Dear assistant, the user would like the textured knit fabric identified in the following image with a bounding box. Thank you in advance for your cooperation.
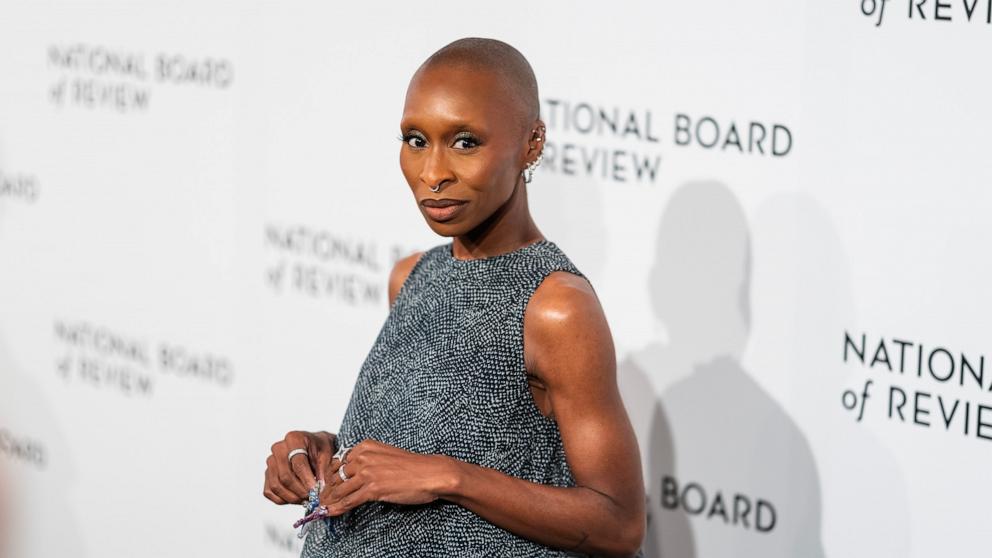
[300,238,639,557]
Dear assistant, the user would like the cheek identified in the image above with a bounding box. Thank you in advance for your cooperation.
[399,151,417,187]
[456,156,515,196]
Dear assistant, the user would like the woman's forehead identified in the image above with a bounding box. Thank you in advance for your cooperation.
[402,65,522,132]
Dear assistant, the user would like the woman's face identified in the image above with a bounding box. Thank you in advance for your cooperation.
[399,63,533,236]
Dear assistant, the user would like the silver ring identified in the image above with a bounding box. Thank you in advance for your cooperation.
[287,448,308,463]
[334,444,352,481]
[332,444,352,463]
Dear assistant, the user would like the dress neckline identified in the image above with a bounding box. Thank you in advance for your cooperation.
[446,238,551,264]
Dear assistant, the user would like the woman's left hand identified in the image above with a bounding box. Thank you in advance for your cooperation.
[320,439,459,515]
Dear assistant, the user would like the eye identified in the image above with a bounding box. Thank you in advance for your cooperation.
[452,134,480,150]
[398,133,427,149]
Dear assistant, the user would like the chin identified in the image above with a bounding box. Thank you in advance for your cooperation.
[422,220,458,237]
[421,212,471,236]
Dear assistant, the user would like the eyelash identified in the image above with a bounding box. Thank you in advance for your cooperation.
[397,133,481,150]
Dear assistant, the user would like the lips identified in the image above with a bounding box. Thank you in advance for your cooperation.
[421,198,466,208]
[420,198,467,222]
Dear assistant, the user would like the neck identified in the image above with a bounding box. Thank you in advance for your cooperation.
[451,177,544,260]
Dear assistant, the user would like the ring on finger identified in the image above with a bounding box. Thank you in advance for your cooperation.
[338,460,351,481]
[332,444,352,463]
[287,448,308,463]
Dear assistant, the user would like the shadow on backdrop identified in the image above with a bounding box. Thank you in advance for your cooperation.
[751,192,910,557]
[618,180,825,557]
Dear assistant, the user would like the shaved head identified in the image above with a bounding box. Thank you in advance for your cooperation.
[414,37,540,133]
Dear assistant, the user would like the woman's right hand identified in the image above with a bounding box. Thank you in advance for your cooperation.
[263,430,337,505]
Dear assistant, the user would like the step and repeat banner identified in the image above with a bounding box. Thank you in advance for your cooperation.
[1,1,989,556]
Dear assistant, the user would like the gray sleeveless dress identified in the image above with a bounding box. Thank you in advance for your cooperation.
[300,238,639,557]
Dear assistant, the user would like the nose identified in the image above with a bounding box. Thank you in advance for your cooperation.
[419,145,455,192]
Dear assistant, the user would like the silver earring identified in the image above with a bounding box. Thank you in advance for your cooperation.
[523,152,543,184]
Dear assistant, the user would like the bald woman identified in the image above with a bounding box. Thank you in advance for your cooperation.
[264,37,646,558]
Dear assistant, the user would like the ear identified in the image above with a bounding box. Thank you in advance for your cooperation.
[523,118,546,166]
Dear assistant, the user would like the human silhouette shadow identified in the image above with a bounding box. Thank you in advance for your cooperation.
[750,192,910,557]
[618,180,825,557]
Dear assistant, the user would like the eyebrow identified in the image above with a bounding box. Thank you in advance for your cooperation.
[400,116,488,137]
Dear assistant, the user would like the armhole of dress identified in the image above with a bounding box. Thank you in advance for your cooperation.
[517,263,590,426]
[389,249,430,311]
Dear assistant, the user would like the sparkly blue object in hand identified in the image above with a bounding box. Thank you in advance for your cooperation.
[295,480,328,539]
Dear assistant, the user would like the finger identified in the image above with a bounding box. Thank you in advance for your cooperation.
[274,452,310,500]
[263,458,287,504]
[271,480,300,504]
[290,451,317,490]
[309,433,333,485]
[285,430,321,489]
[326,461,365,503]
[319,471,335,501]
[266,457,300,504]
[324,459,342,490]
[323,456,346,491]
[271,438,305,492]
[325,482,375,516]
[263,486,287,505]
[320,462,354,503]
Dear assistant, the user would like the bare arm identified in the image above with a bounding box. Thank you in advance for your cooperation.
[440,271,645,557]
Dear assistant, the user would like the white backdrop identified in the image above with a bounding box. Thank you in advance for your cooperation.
[1,1,990,556]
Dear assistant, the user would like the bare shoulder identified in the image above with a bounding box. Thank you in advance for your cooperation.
[527,270,603,324]
[388,250,426,307]
[524,271,614,381]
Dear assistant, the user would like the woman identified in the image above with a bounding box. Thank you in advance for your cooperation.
[263,37,646,557]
